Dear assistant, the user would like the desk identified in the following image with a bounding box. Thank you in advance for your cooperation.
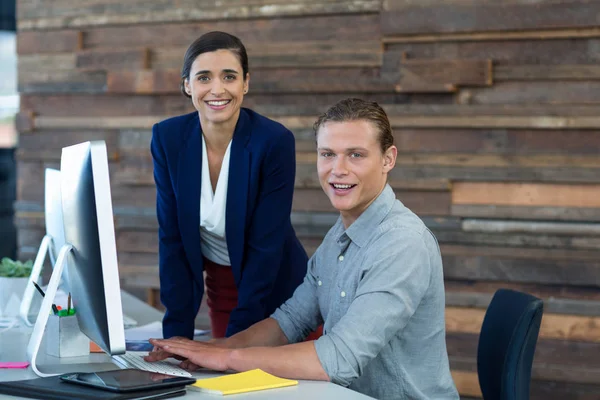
[0,291,373,399]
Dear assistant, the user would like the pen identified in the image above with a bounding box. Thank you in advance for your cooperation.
[32,281,60,315]
[67,292,71,315]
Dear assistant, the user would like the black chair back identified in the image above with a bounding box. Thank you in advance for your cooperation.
[477,289,544,400]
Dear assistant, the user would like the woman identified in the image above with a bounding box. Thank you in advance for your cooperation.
[151,31,308,339]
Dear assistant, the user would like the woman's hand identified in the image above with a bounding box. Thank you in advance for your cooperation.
[146,337,233,372]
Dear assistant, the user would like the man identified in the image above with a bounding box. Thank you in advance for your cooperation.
[147,98,459,399]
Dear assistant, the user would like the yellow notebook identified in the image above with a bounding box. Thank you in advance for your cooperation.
[190,369,298,395]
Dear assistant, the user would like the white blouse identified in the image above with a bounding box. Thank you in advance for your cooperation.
[199,135,232,266]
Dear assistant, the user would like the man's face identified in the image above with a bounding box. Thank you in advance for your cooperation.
[317,120,396,227]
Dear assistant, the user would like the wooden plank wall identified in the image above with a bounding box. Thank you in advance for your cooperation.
[15,0,600,398]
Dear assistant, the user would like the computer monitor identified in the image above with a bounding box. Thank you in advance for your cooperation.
[60,141,125,354]
[27,141,126,376]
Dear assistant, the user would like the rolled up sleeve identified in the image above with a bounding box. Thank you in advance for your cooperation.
[313,231,431,387]
[271,256,323,343]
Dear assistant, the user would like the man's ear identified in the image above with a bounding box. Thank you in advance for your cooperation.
[383,145,397,173]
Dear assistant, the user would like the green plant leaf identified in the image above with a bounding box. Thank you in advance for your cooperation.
[0,257,34,277]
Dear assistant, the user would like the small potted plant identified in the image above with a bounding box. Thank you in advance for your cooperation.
[0,257,33,317]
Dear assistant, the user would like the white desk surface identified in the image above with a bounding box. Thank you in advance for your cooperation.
[0,291,373,399]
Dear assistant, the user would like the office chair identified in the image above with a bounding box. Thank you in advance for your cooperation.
[477,289,544,400]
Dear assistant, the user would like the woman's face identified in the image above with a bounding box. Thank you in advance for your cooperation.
[184,49,249,126]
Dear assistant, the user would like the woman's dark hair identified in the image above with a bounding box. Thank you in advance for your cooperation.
[313,98,394,154]
[180,31,249,98]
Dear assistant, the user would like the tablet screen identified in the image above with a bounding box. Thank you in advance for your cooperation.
[61,369,195,392]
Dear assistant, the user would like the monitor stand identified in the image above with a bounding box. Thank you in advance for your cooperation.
[19,234,54,326]
[26,244,116,377]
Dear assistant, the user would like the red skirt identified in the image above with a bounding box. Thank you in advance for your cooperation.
[203,257,323,340]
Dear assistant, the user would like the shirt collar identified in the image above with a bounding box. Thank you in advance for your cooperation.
[335,184,396,248]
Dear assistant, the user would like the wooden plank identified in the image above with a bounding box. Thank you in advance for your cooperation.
[34,115,163,130]
[112,186,156,210]
[18,70,107,94]
[292,188,451,215]
[18,1,380,30]
[107,68,395,94]
[381,103,600,117]
[397,59,492,93]
[21,95,600,118]
[14,211,45,230]
[152,41,382,69]
[17,130,119,161]
[445,280,600,303]
[107,70,179,95]
[16,162,44,203]
[452,182,600,208]
[381,0,600,35]
[442,249,600,286]
[436,230,600,251]
[462,219,600,236]
[388,115,600,129]
[14,111,35,133]
[76,48,150,70]
[119,264,160,289]
[17,227,45,257]
[392,128,600,155]
[446,291,600,318]
[383,27,600,44]
[385,165,600,183]
[446,306,600,343]
[469,82,600,105]
[441,243,600,261]
[80,14,380,50]
[451,204,600,222]
[386,39,599,66]
[450,357,600,389]
[496,64,600,81]
[116,231,157,254]
[17,30,82,54]
[18,54,76,73]
[20,94,192,117]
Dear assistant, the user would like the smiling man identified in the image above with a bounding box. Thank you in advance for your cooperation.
[147,98,459,400]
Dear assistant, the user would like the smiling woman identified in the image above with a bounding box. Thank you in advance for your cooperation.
[151,31,309,341]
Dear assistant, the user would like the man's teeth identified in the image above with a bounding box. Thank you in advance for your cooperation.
[207,100,230,106]
[333,184,354,189]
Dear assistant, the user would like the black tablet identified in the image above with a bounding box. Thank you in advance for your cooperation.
[60,369,196,393]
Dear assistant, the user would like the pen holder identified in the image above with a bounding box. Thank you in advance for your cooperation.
[46,313,90,358]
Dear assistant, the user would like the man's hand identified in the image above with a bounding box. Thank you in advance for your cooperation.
[146,337,232,371]
[147,336,188,362]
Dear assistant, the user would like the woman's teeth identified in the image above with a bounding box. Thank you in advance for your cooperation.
[207,100,230,106]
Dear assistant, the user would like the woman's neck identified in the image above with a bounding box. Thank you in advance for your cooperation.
[199,111,239,152]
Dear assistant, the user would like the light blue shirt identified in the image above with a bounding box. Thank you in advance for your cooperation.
[272,185,459,399]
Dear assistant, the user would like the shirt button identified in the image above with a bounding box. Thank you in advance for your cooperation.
[341,291,346,297]
[318,280,322,286]
[338,255,344,261]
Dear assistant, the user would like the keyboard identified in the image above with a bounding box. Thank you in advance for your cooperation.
[112,352,192,377]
